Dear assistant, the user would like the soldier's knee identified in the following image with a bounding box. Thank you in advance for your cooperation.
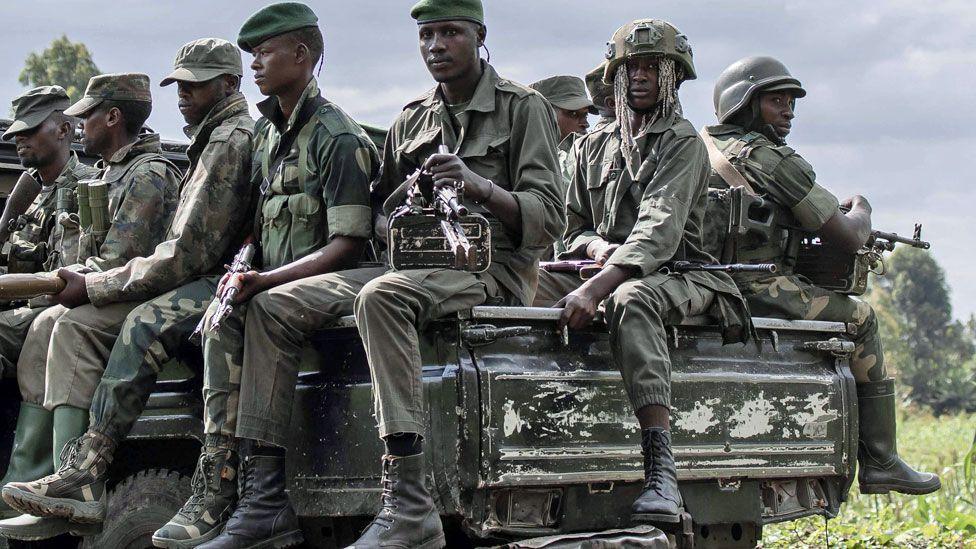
[354,275,399,317]
[606,279,665,317]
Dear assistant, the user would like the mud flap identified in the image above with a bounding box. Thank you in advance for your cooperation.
[496,524,671,548]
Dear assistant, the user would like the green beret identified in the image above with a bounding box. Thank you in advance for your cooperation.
[3,86,71,140]
[410,0,484,25]
[530,75,596,114]
[64,73,152,118]
[238,2,319,53]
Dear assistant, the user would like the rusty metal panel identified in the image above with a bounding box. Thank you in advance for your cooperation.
[471,319,852,488]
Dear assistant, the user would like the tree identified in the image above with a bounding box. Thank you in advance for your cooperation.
[869,247,976,414]
[19,35,100,103]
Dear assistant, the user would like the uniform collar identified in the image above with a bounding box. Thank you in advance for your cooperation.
[422,60,499,115]
[256,77,321,134]
[183,92,249,141]
[558,132,577,153]
[103,131,161,166]
[705,123,748,138]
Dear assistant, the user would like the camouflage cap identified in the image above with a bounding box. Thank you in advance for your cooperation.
[160,38,243,87]
[529,76,596,114]
[2,86,71,140]
[584,62,612,108]
[237,2,318,53]
[64,73,152,117]
[410,0,484,25]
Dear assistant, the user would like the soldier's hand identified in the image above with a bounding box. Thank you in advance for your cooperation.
[555,287,600,330]
[51,268,90,309]
[424,153,492,202]
[229,270,269,304]
[586,239,619,265]
[841,195,872,214]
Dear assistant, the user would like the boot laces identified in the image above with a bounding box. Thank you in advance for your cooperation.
[233,456,257,516]
[372,459,399,529]
[179,452,218,520]
[643,432,666,494]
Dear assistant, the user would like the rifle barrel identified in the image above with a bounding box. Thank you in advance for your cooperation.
[872,230,930,249]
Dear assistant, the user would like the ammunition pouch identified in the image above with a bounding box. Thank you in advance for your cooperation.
[707,186,786,268]
[388,209,491,272]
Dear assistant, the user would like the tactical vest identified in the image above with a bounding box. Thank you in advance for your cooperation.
[75,152,180,265]
[705,131,798,272]
[256,103,371,271]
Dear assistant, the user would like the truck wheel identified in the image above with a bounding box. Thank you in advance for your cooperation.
[79,469,191,549]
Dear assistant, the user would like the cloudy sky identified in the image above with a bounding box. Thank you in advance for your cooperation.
[2,1,973,319]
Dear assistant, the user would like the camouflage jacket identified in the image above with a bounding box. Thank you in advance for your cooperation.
[74,132,181,274]
[2,153,98,273]
[85,93,255,306]
[704,124,840,281]
[253,78,378,271]
[375,62,565,306]
[565,112,749,342]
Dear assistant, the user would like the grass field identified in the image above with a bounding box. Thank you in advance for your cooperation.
[760,408,976,548]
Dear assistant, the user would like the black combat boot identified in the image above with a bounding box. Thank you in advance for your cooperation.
[631,428,682,527]
[345,454,445,549]
[197,439,302,549]
[858,379,941,495]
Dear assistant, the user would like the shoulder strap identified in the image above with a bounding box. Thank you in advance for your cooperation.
[699,127,757,196]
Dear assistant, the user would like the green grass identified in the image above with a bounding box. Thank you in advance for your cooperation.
[761,408,976,548]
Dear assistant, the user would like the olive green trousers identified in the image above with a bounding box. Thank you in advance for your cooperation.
[202,267,387,447]
[354,268,501,437]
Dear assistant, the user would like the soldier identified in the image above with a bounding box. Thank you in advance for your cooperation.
[703,56,940,495]
[0,41,257,541]
[546,20,750,529]
[585,61,615,131]
[349,0,564,547]
[0,73,183,539]
[0,86,98,519]
[529,75,593,259]
[157,4,381,548]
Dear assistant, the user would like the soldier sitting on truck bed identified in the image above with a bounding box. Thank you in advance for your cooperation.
[0,86,99,520]
[701,56,940,496]
[149,4,381,548]
[350,0,565,547]
[0,73,183,540]
[539,20,751,530]
[0,54,256,542]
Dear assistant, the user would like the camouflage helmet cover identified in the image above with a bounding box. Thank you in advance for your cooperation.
[603,19,696,84]
[713,55,806,123]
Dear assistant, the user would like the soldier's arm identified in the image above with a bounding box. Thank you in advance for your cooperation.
[83,163,178,273]
[258,133,373,288]
[761,150,868,253]
[84,128,254,306]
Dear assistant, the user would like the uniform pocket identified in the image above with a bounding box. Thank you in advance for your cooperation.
[261,195,291,269]
[287,193,326,261]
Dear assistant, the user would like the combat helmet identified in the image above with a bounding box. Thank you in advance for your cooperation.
[713,56,806,123]
[603,19,696,84]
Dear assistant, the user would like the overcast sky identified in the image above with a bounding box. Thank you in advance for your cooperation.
[2,1,973,319]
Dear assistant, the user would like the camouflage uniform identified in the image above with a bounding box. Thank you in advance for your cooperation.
[356,61,565,437]
[0,154,98,380]
[16,130,181,408]
[705,124,883,382]
[202,77,378,445]
[75,92,255,442]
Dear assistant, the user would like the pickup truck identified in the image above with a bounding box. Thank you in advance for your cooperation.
[0,120,857,549]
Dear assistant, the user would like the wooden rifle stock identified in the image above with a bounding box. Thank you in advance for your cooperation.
[0,273,66,299]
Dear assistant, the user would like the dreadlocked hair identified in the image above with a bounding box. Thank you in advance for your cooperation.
[614,56,685,175]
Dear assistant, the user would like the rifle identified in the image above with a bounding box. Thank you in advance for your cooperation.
[541,259,777,280]
[191,237,257,337]
[870,225,930,252]
[0,273,65,300]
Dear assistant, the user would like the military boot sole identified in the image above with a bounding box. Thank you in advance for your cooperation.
[152,525,224,549]
[0,486,105,523]
[859,475,942,495]
[345,533,446,549]
[631,510,682,528]
[0,515,101,541]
